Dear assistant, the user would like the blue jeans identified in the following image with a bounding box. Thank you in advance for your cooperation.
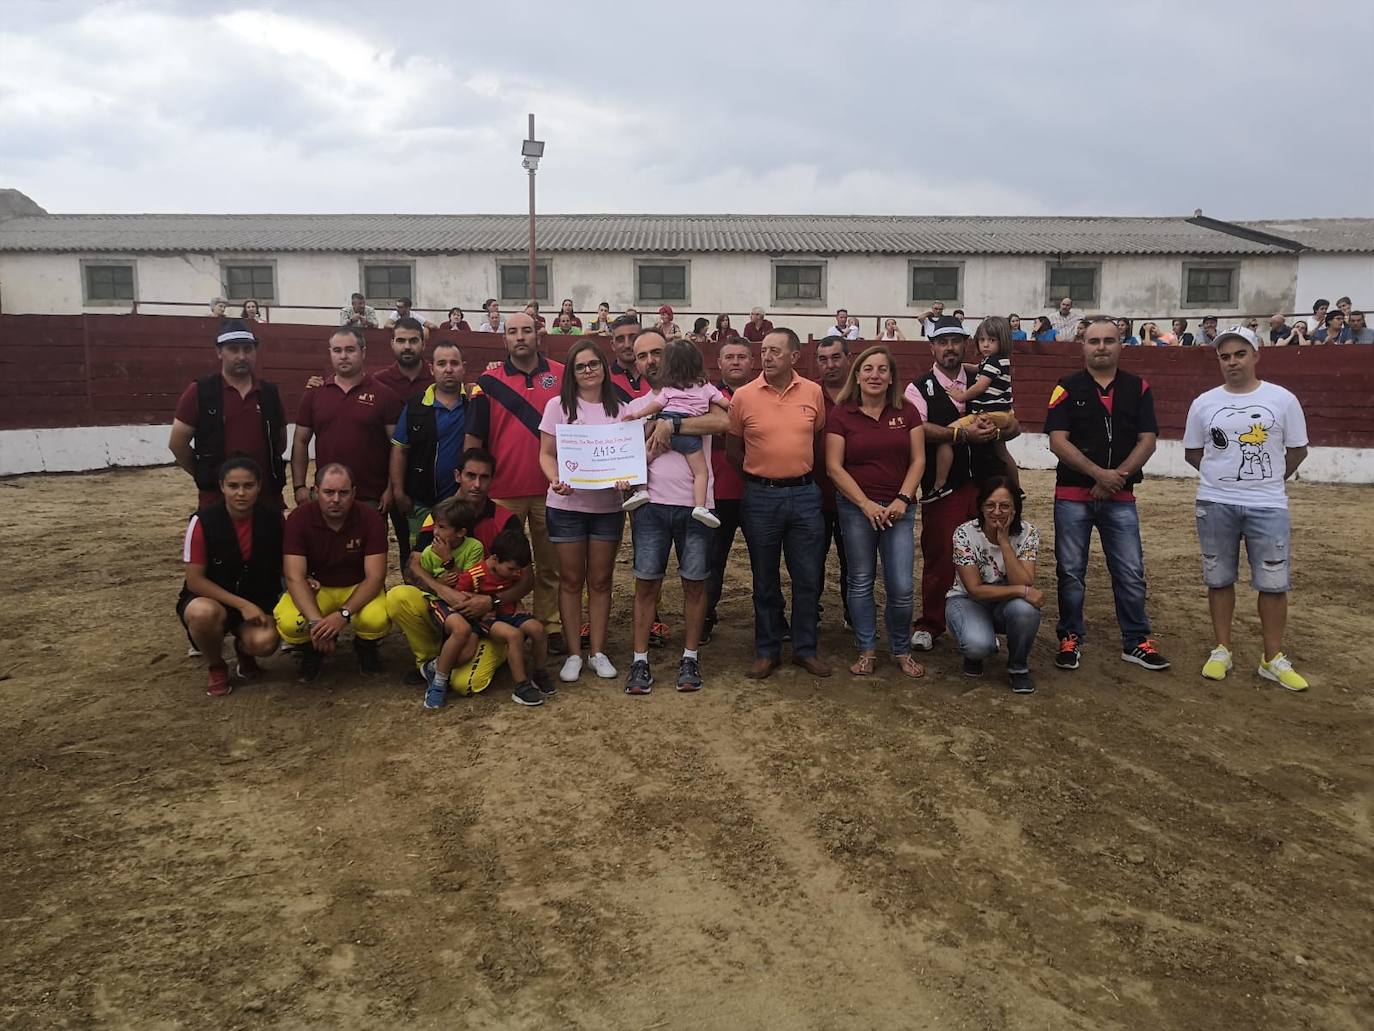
[742,481,824,658]
[945,595,1041,672]
[1054,499,1151,651]
[836,496,915,654]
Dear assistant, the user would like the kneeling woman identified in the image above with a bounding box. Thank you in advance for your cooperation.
[945,476,1043,695]
[178,456,283,696]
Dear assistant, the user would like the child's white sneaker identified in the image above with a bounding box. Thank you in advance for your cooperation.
[622,489,651,512]
[692,506,721,528]
[588,652,618,679]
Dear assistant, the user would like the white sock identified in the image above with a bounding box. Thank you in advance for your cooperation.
[682,648,698,660]
[633,651,649,664]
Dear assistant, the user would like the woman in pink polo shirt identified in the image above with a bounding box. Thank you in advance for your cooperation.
[538,338,624,684]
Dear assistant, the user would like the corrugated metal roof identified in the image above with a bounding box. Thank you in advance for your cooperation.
[0,212,1368,256]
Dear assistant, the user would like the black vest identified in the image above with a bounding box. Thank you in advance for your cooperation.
[1051,370,1148,491]
[911,371,1004,493]
[192,375,286,492]
[401,390,470,506]
[183,503,283,609]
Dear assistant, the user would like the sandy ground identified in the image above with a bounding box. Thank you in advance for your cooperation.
[1,466,1372,1031]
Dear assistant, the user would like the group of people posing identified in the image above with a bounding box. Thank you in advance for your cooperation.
[170,306,1313,708]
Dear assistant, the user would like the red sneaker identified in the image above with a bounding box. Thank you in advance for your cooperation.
[207,663,233,697]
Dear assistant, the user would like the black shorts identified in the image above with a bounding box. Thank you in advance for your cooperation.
[177,589,272,636]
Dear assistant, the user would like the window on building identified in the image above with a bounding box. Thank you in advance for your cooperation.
[81,261,137,304]
[635,262,690,305]
[1045,263,1100,306]
[909,262,962,305]
[361,263,414,306]
[498,262,550,303]
[1183,263,1239,307]
[772,262,826,306]
[222,263,276,303]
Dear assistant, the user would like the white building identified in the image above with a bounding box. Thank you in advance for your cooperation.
[2,189,1372,338]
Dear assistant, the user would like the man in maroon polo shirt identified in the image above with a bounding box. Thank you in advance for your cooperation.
[169,320,287,511]
[815,335,853,628]
[704,336,754,643]
[373,317,431,400]
[464,312,568,650]
[274,463,391,681]
[291,328,403,510]
[742,307,774,343]
[607,314,652,402]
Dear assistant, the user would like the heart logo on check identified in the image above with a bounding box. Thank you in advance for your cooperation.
[565,460,578,471]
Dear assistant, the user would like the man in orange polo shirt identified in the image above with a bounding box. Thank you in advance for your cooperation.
[727,328,831,679]
[464,312,567,651]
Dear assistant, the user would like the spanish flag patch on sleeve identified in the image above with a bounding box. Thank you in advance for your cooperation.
[1048,384,1068,408]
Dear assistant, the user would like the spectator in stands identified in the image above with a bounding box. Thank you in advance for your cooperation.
[1072,319,1089,343]
[1313,310,1352,344]
[1032,316,1057,342]
[1268,313,1290,344]
[1276,320,1310,347]
[728,327,831,680]
[621,330,729,694]
[178,455,283,696]
[549,311,583,336]
[711,314,740,343]
[464,312,567,652]
[904,317,1019,653]
[743,306,774,343]
[240,299,262,322]
[920,301,946,338]
[688,317,711,344]
[291,327,402,511]
[558,298,583,328]
[524,301,547,331]
[1172,317,1195,347]
[1009,315,1026,341]
[169,320,287,513]
[824,345,926,679]
[827,309,862,340]
[341,292,379,328]
[879,318,905,341]
[1336,296,1352,318]
[655,305,682,341]
[1184,325,1310,692]
[275,463,391,680]
[1310,298,1330,331]
[1049,297,1077,339]
[945,476,1043,695]
[704,338,754,643]
[1348,311,1374,344]
[1194,316,1219,347]
[952,309,966,326]
[442,307,470,332]
[1140,321,1164,346]
[588,302,614,336]
[211,297,228,319]
[1045,316,1168,674]
[538,338,623,685]
[1117,318,1139,346]
[387,297,436,332]
[478,299,505,333]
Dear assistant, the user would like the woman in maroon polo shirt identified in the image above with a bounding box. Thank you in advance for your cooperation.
[824,345,927,678]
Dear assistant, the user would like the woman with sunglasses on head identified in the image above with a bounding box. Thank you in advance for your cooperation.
[538,338,625,684]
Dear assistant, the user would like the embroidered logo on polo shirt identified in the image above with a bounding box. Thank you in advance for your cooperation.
[346,537,362,550]
[888,416,906,428]
[356,392,376,405]
[539,373,557,389]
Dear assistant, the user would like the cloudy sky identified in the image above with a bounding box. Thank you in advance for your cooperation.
[2,0,1370,218]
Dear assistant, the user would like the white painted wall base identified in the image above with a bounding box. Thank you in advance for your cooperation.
[1,425,1370,484]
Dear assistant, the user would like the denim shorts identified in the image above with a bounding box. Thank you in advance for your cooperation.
[660,411,703,455]
[1195,500,1292,592]
[631,503,712,581]
[545,504,625,544]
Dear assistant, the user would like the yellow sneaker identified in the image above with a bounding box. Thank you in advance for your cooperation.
[1201,645,1232,681]
[1258,652,1309,692]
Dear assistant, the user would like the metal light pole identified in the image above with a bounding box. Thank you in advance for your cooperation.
[521,114,545,306]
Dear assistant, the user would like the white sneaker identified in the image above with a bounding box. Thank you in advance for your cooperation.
[559,655,584,683]
[909,629,933,651]
[692,506,721,528]
[187,644,202,658]
[588,652,618,678]
[622,489,651,512]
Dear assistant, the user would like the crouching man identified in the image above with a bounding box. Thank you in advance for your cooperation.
[274,463,391,680]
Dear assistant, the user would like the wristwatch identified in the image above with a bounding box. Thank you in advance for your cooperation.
[339,608,353,623]
[895,493,914,505]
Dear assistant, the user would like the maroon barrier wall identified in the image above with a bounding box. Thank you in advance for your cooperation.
[1,314,1371,446]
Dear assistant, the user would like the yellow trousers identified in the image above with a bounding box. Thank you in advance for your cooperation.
[273,585,391,645]
[493,495,561,633]
[384,584,507,695]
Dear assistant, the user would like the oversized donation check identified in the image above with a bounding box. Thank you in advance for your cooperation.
[554,421,648,488]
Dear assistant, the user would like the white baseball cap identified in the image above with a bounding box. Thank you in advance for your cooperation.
[1212,325,1259,350]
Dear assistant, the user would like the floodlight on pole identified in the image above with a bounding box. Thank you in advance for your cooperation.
[523,115,544,306]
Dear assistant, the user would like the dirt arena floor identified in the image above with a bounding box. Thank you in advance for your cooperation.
[1,466,1372,1030]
